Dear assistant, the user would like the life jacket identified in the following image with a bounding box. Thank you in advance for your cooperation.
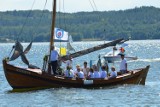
[120,47,125,53]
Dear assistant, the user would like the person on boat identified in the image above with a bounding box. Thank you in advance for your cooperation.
[82,61,89,78]
[63,55,73,68]
[109,66,117,79]
[119,53,127,74]
[74,64,80,74]
[93,65,100,78]
[113,46,117,51]
[119,47,125,53]
[50,46,59,75]
[76,67,84,79]
[100,65,107,79]
[64,66,74,78]
[87,68,94,79]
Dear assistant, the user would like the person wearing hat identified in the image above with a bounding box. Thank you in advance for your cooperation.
[119,54,127,74]
[109,66,117,79]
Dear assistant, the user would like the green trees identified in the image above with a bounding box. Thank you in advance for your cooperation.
[0,6,160,42]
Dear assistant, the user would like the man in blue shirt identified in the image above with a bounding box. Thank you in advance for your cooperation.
[50,46,59,75]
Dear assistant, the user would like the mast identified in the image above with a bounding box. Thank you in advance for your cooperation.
[47,0,56,74]
[49,0,56,56]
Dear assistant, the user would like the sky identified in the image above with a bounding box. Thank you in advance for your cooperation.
[0,0,160,13]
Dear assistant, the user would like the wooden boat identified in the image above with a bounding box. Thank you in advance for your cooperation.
[2,0,150,91]
[3,59,150,89]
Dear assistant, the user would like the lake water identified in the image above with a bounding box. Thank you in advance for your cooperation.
[0,40,160,107]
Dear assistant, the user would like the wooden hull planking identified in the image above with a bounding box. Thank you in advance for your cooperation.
[3,60,150,90]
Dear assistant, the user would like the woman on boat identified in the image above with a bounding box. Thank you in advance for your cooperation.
[100,65,107,79]
[76,67,84,79]
[64,66,74,78]
[93,65,100,78]
[74,64,80,74]
[87,68,94,79]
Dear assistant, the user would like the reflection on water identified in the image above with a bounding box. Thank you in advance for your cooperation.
[0,40,160,106]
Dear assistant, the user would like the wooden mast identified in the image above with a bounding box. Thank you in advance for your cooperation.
[48,0,56,74]
[49,0,56,55]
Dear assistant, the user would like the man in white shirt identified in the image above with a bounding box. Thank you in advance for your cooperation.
[120,54,127,74]
[50,46,59,75]
[82,61,89,78]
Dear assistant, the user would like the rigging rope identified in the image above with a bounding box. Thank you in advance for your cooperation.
[16,0,36,41]
[89,0,106,40]
[92,0,98,11]
[31,0,48,41]
[89,0,98,11]
[63,0,67,30]
[89,0,95,11]
[58,0,61,28]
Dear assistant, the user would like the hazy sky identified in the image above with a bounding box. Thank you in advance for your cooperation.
[1,0,160,13]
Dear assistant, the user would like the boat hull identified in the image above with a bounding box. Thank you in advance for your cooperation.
[3,60,149,90]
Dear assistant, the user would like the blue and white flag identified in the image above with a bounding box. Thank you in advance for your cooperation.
[54,28,68,41]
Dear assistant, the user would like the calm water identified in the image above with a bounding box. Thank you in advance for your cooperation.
[0,40,160,107]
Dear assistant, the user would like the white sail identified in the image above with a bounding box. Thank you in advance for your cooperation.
[67,35,75,54]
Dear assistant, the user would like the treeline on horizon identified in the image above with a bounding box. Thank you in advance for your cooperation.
[0,6,160,42]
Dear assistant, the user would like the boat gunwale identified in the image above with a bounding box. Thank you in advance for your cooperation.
[3,60,148,82]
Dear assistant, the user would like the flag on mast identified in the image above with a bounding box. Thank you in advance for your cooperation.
[54,28,68,41]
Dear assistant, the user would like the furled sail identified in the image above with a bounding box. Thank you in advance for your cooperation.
[9,41,32,65]
[24,41,32,54]
[61,38,124,60]
[9,41,23,61]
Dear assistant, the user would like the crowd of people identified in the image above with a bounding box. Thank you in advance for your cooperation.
[63,61,117,79]
[50,45,128,79]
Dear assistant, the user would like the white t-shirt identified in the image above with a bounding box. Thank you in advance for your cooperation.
[82,67,89,76]
[77,71,84,79]
[120,59,127,70]
[110,70,117,78]
[64,69,74,78]
[94,71,100,78]
[50,50,59,61]
[101,70,107,78]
